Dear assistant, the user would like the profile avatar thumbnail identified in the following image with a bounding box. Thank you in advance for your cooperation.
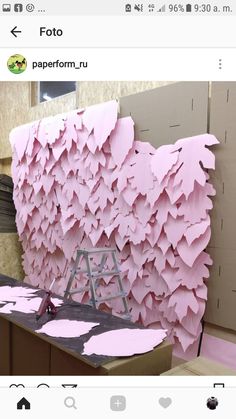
[206,397,219,410]
[7,54,27,74]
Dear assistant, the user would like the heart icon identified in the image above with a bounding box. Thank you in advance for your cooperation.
[159,397,172,408]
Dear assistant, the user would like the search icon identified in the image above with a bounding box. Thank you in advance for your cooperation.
[64,396,77,409]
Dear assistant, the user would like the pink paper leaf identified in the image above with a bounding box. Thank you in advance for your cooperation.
[178,182,215,223]
[168,287,199,321]
[184,216,210,245]
[174,325,198,352]
[128,153,154,195]
[174,252,212,289]
[151,144,179,183]
[82,100,118,150]
[36,319,99,338]
[172,134,219,198]
[177,227,211,267]
[164,215,188,248]
[10,124,30,161]
[82,328,167,356]
[110,117,134,168]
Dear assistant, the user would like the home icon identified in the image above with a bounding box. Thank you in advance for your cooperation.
[17,397,31,410]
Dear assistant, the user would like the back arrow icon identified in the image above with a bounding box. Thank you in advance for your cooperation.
[11,26,22,38]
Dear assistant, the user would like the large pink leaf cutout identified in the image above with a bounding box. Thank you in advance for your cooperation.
[36,319,99,338]
[178,182,215,223]
[168,287,199,321]
[151,144,178,183]
[82,100,118,149]
[164,215,188,248]
[184,216,210,245]
[82,328,167,356]
[177,226,211,267]
[10,125,30,161]
[172,134,219,198]
[174,252,212,289]
[110,117,134,168]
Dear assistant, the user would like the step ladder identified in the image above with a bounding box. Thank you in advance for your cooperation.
[64,248,131,320]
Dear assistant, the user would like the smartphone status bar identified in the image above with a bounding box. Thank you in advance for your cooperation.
[0,0,235,16]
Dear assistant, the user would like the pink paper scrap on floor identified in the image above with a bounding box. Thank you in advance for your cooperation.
[82,328,168,356]
[36,319,100,338]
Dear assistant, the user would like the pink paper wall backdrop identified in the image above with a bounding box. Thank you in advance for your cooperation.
[10,100,218,352]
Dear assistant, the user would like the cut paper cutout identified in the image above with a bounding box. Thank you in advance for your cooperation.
[168,288,199,322]
[177,227,211,267]
[82,100,118,149]
[10,99,218,352]
[0,295,63,314]
[110,117,134,168]
[151,144,178,184]
[0,303,15,313]
[36,319,99,338]
[82,328,167,356]
[174,252,212,290]
[172,134,218,198]
[0,286,38,303]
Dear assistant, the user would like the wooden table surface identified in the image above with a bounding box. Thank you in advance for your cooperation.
[0,274,147,369]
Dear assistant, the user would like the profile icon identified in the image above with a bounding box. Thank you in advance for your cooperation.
[206,397,219,410]
[7,54,27,74]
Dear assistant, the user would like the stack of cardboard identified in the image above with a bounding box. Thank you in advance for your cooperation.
[120,82,209,146]
[120,81,236,334]
[205,82,236,331]
[161,356,236,376]
[0,174,17,232]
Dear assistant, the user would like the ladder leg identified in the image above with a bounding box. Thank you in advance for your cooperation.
[85,254,97,309]
[98,253,108,273]
[111,251,130,317]
[64,251,82,300]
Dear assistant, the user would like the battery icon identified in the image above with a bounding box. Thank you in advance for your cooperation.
[186,4,192,12]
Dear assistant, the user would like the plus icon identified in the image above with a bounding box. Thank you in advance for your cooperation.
[115,400,122,408]
[110,395,126,411]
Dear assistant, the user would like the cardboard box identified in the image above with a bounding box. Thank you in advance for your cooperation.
[120,82,209,147]
[209,181,236,250]
[161,356,236,375]
[210,82,236,144]
[206,82,236,328]
[0,313,173,375]
[100,339,172,375]
[209,211,236,250]
[204,247,236,331]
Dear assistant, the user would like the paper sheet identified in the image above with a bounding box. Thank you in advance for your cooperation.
[0,296,63,314]
[0,286,38,304]
[82,328,167,356]
[36,319,99,338]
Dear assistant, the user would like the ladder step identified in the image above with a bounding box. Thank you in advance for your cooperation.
[89,270,121,278]
[78,248,116,255]
[67,286,90,295]
[122,314,132,320]
[95,292,127,303]
[65,247,130,320]
[74,266,107,273]
[74,269,121,277]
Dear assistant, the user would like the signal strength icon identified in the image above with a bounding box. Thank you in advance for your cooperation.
[158,4,166,12]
